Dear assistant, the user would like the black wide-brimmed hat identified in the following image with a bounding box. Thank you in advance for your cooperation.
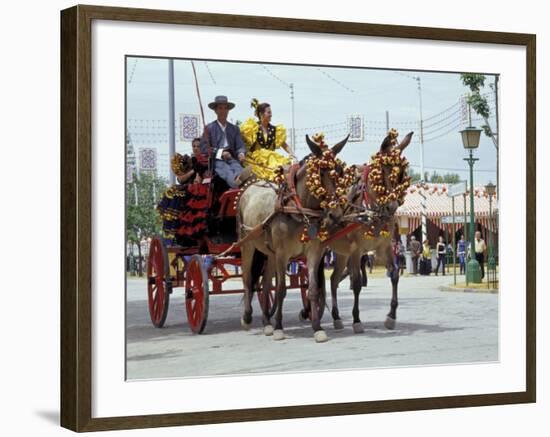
[208,95,235,110]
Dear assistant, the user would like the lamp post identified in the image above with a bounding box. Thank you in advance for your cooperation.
[460,123,482,284]
[485,182,497,288]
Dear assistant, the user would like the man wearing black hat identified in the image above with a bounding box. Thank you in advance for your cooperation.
[200,95,247,188]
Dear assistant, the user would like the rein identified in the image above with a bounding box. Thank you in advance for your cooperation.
[320,222,362,247]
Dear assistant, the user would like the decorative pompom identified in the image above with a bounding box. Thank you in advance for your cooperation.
[318,230,329,241]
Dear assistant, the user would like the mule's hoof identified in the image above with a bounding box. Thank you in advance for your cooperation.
[273,329,285,341]
[384,316,396,330]
[352,322,364,334]
[240,317,252,330]
[298,310,308,322]
[314,330,329,343]
[263,324,274,336]
[333,319,344,330]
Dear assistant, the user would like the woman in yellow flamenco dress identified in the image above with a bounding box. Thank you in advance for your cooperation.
[240,98,296,181]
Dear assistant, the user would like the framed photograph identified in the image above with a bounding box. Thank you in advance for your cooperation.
[60,4,536,432]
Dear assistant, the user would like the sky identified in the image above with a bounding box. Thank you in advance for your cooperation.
[126,56,498,184]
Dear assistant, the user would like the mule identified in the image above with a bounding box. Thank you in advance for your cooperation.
[328,131,413,333]
[237,134,350,342]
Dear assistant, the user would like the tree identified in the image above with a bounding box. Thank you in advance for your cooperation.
[126,171,168,276]
[460,73,499,196]
[428,171,461,184]
[409,168,422,183]
[409,168,460,184]
[461,74,497,143]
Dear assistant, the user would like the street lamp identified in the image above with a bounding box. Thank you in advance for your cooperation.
[485,182,497,288]
[460,125,483,284]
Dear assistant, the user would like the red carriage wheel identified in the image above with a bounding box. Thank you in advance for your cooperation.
[147,237,171,328]
[299,263,326,321]
[185,255,210,334]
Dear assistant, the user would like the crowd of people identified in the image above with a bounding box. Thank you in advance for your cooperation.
[407,231,487,278]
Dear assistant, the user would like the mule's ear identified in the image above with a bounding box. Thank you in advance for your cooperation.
[380,135,393,153]
[306,135,323,157]
[331,134,350,155]
[397,131,414,151]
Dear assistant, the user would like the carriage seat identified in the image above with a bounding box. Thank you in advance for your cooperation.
[217,189,240,218]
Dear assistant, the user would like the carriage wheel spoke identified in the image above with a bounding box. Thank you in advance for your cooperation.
[155,286,163,321]
[152,298,158,321]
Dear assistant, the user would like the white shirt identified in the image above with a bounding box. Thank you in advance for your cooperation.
[475,239,486,254]
[216,120,229,149]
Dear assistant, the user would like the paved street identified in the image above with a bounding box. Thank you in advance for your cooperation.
[126,274,498,380]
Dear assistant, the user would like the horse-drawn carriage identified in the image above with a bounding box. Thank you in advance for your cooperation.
[146,177,316,334]
[147,129,413,342]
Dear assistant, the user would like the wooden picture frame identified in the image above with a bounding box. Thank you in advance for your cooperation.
[60,4,536,432]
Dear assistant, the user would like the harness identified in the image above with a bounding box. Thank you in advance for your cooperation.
[215,161,384,257]
[330,164,377,223]
[274,163,324,221]
[319,163,399,247]
[215,162,328,258]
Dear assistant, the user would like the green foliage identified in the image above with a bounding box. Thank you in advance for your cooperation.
[466,92,490,119]
[428,171,461,184]
[461,73,485,92]
[408,168,459,184]
[126,171,168,244]
[460,73,493,137]
[409,168,422,182]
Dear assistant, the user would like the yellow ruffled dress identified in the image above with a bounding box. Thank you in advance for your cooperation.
[240,117,292,181]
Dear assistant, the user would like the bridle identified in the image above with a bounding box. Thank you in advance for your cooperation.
[341,158,406,226]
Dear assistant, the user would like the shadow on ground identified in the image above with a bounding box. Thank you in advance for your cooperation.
[34,410,59,425]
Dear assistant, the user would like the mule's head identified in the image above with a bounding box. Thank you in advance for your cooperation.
[366,130,413,217]
[302,133,353,225]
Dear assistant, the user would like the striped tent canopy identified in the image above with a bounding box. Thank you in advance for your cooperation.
[397,182,498,233]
